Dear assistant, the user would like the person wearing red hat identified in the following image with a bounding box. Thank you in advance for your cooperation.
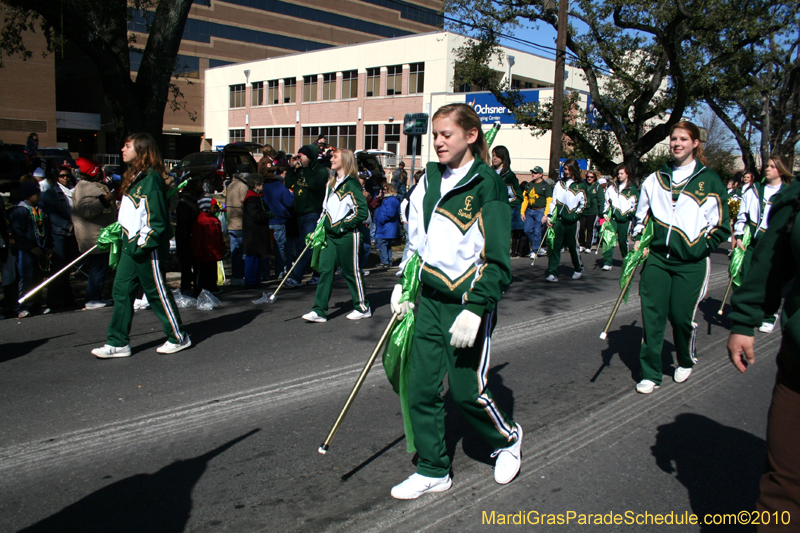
[192,197,225,294]
[73,157,117,309]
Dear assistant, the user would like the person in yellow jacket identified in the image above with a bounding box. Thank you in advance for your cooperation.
[520,166,552,258]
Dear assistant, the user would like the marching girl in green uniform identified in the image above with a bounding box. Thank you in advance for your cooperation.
[302,148,371,323]
[727,179,800,526]
[492,145,525,256]
[601,164,639,271]
[632,121,730,393]
[92,133,190,359]
[733,155,794,333]
[389,103,521,499]
[544,158,586,282]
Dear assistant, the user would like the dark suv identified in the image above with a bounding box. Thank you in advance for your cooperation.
[176,142,261,191]
[0,143,28,192]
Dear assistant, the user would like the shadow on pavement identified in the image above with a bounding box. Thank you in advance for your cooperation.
[651,413,764,528]
[593,319,642,382]
[1,333,72,364]
[19,429,260,533]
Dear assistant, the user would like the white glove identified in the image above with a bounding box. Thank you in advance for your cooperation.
[449,309,482,349]
[390,284,414,318]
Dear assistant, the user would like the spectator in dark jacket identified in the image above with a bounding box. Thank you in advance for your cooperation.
[9,181,53,317]
[242,174,271,287]
[0,198,17,318]
[42,167,78,308]
[192,198,225,294]
[263,166,294,278]
[373,183,401,267]
[175,179,202,295]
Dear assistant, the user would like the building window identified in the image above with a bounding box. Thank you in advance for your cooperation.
[251,81,263,106]
[342,70,358,99]
[174,55,200,79]
[366,67,380,97]
[525,81,534,89]
[229,129,245,143]
[409,62,424,94]
[229,84,245,108]
[406,135,422,156]
[302,125,356,151]
[322,72,336,101]
[385,123,400,154]
[303,75,318,102]
[511,78,521,90]
[283,78,296,103]
[267,80,279,105]
[364,124,379,150]
[253,127,295,153]
[386,65,402,96]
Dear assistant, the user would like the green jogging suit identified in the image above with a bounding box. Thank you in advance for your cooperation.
[602,219,630,267]
[311,230,369,317]
[547,218,583,277]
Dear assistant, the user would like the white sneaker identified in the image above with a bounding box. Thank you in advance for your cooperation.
[602,265,613,271]
[307,276,321,286]
[545,274,558,282]
[579,246,585,253]
[283,278,302,288]
[635,379,660,394]
[85,300,107,310]
[362,269,370,277]
[346,308,372,320]
[156,336,192,354]
[538,249,547,256]
[391,473,452,500]
[92,344,132,359]
[133,297,150,310]
[759,322,775,333]
[674,366,692,383]
[302,311,327,323]
[572,269,583,279]
[492,424,523,484]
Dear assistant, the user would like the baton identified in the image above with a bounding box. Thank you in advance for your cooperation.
[319,313,398,454]
[599,265,637,340]
[717,276,735,316]
[18,245,98,304]
[530,234,546,266]
[255,239,313,304]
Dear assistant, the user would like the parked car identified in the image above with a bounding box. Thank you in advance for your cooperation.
[38,147,77,170]
[354,150,388,183]
[176,142,261,192]
[0,143,28,192]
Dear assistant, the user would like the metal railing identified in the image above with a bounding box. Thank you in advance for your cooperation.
[93,154,182,170]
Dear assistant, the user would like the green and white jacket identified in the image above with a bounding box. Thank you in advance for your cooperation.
[547,179,586,224]
[633,161,730,262]
[733,181,786,241]
[604,181,638,222]
[118,168,173,257]
[406,157,512,316]
[321,174,368,236]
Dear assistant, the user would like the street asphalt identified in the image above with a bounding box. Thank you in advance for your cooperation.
[0,246,782,532]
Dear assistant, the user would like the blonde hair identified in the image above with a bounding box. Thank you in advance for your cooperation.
[432,103,489,163]
[329,148,359,188]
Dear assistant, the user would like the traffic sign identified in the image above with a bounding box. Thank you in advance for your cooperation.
[403,113,428,135]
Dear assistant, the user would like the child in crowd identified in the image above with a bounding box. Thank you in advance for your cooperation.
[373,183,401,267]
[192,198,225,295]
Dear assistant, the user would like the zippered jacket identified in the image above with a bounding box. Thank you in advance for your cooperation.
[604,182,638,222]
[581,181,605,216]
[285,144,329,215]
[9,201,53,252]
[546,179,586,224]
[322,174,368,236]
[733,181,786,240]
[118,168,172,258]
[632,162,730,262]
[501,170,523,209]
[406,157,511,317]
[729,181,800,373]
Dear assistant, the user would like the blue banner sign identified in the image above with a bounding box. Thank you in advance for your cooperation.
[466,90,540,125]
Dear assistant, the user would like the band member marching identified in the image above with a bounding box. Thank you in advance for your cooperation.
[602,164,639,271]
[544,158,586,282]
[389,103,521,499]
[631,121,729,393]
[92,133,190,359]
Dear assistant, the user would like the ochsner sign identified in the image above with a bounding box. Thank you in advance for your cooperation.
[467,89,540,125]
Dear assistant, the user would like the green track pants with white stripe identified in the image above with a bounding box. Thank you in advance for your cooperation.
[408,291,518,478]
[547,219,582,277]
[312,230,369,317]
[602,219,629,266]
[107,249,187,347]
[638,252,709,385]
[739,239,777,326]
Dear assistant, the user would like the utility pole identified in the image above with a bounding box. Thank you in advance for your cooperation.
[548,0,568,181]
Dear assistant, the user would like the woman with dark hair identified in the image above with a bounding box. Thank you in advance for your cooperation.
[42,165,78,308]
[242,173,271,288]
[631,121,729,393]
[544,158,586,282]
[578,170,604,252]
[258,144,277,177]
[732,154,794,333]
[601,163,639,271]
[492,146,526,256]
[92,133,190,359]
